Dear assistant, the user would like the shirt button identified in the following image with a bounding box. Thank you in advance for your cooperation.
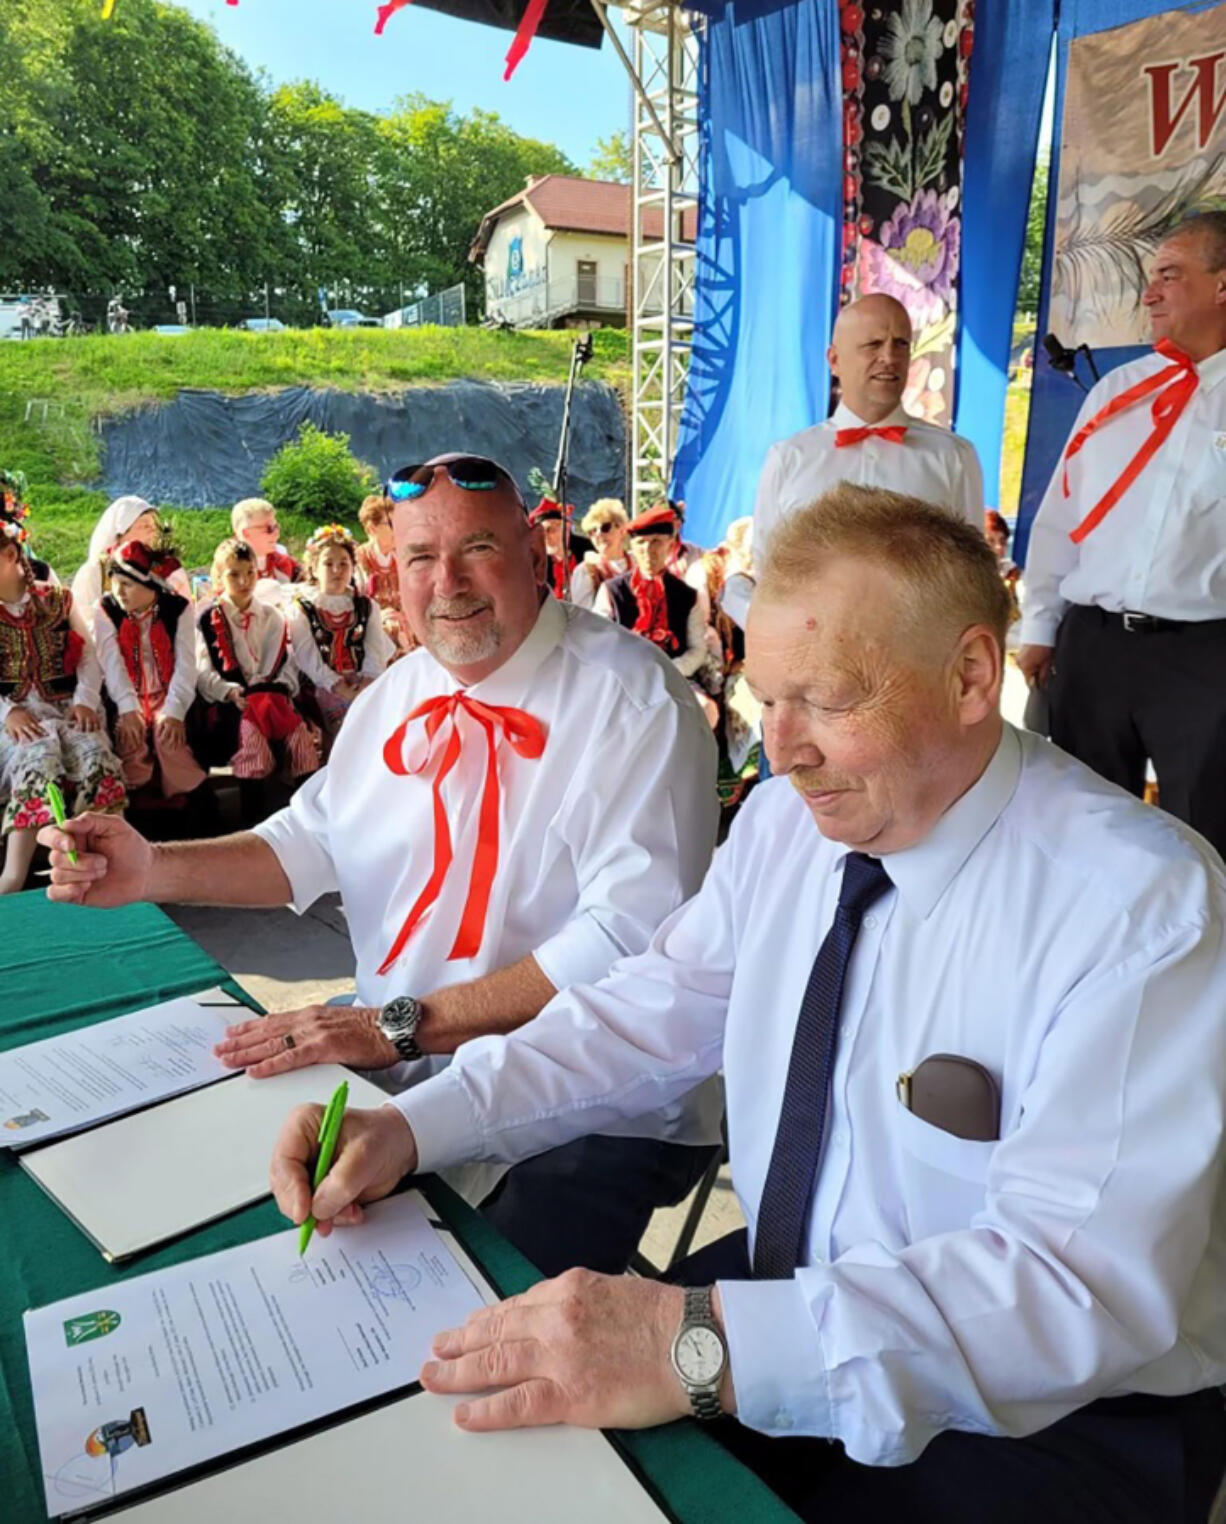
[863,913,878,929]
[773,1409,794,1431]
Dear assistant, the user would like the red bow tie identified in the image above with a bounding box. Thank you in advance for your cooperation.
[378,693,547,974]
[834,424,908,448]
[1061,339,1198,544]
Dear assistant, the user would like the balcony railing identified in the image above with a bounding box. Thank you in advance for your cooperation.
[488,274,626,328]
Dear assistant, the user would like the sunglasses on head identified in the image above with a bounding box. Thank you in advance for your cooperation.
[385,457,522,505]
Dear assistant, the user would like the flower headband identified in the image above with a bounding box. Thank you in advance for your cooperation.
[305,523,357,556]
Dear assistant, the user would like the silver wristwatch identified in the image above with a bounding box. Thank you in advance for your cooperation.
[670,1286,728,1421]
[377,995,424,1063]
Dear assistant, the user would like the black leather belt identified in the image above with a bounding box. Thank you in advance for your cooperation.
[1087,607,1194,634]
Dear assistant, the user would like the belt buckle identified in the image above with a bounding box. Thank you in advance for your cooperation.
[1122,611,1149,633]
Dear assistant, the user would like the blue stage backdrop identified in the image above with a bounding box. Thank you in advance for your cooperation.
[1016,0,1226,564]
[671,0,842,550]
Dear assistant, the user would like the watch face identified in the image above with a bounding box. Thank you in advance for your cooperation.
[381,997,419,1035]
[675,1325,724,1386]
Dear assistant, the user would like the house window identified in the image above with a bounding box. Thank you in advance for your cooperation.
[577,260,598,306]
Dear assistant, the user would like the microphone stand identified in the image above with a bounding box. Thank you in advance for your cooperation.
[552,333,594,598]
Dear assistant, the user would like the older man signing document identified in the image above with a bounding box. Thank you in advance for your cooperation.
[251,485,1226,1523]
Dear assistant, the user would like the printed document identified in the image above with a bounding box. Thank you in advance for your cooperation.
[24,1193,485,1516]
[0,990,245,1148]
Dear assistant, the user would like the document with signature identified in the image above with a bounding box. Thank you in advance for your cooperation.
[0,989,246,1148]
[24,1194,485,1517]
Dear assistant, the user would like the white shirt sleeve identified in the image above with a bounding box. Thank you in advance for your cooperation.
[532,689,719,993]
[719,889,1226,1463]
[251,764,340,910]
[194,614,240,705]
[162,607,200,723]
[396,781,740,1168]
[92,606,140,717]
[287,602,338,693]
[672,600,708,680]
[1019,386,1105,646]
[360,607,394,680]
[751,443,787,557]
[954,436,986,528]
[593,584,617,621]
[720,572,755,631]
[68,595,103,712]
[569,563,597,611]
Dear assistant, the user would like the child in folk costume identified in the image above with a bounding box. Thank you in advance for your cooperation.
[0,493,126,894]
[355,493,413,652]
[288,523,393,745]
[231,498,302,608]
[70,495,192,615]
[194,539,320,782]
[94,541,206,801]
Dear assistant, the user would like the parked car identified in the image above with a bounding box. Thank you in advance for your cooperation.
[151,325,191,337]
[326,308,380,328]
[242,317,286,332]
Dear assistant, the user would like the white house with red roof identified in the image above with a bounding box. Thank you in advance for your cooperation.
[469,174,696,330]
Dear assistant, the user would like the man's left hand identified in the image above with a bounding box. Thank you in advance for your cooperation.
[156,715,187,750]
[421,1269,708,1432]
[214,1005,398,1077]
[69,705,101,733]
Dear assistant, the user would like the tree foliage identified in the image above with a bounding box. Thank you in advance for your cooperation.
[0,0,576,324]
[588,130,632,184]
[260,423,378,520]
[1017,154,1050,316]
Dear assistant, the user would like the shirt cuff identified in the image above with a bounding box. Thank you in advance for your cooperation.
[116,699,142,717]
[392,1068,485,1173]
[1018,613,1061,646]
[251,807,338,913]
[533,911,624,994]
[717,1273,834,1440]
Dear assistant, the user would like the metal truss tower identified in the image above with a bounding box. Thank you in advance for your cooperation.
[592,1,701,512]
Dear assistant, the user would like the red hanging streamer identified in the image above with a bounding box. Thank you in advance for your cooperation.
[378,693,547,974]
[503,0,549,80]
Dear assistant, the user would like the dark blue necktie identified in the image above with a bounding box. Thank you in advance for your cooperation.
[753,851,892,1279]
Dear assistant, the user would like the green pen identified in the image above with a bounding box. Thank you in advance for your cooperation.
[298,1080,349,1256]
[45,780,78,866]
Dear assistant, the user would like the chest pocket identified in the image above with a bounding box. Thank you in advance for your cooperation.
[893,1099,996,1241]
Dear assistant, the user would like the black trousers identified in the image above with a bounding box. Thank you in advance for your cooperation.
[480,1133,718,1278]
[1048,605,1226,856]
[670,1231,1226,1524]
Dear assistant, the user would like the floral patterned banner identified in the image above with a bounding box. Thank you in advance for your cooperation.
[840,0,975,425]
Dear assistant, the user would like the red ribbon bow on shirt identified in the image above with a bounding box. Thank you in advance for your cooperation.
[834,425,908,448]
[378,693,547,975]
[1061,339,1198,544]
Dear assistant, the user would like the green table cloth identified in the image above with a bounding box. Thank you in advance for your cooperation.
[0,892,797,1524]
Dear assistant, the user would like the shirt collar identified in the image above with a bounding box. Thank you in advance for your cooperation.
[1196,346,1226,393]
[867,723,1022,921]
[830,401,913,430]
[427,593,567,704]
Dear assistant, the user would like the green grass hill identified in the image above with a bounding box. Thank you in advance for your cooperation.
[0,326,630,577]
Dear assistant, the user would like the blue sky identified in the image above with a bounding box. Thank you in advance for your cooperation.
[175,0,631,166]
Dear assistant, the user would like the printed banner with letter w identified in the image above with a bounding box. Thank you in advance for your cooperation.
[1017,0,1226,559]
[1050,0,1226,350]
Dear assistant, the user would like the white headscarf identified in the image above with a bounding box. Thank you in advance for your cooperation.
[86,495,155,566]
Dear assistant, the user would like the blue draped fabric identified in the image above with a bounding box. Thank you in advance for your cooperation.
[670,0,841,550]
[955,0,1055,508]
[1014,0,1209,563]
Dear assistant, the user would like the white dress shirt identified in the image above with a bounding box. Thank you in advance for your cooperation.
[397,724,1226,1465]
[753,403,985,552]
[0,590,102,720]
[254,595,723,1152]
[194,597,299,703]
[1020,346,1226,644]
[286,590,394,694]
[93,602,198,722]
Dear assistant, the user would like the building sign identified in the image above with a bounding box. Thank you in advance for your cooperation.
[1050,1,1226,349]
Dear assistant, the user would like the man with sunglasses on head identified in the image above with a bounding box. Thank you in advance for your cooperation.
[39,453,723,1278]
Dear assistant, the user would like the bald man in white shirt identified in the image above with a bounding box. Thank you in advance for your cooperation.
[40,454,722,1279]
[1019,212,1226,856]
[257,486,1226,1524]
[751,294,985,556]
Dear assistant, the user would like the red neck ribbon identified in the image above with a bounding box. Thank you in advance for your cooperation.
[317,607,358,675]
[630,568,672,647]
[378,693,547,974]
[1061,339,1199,544]
[834,424,908,448]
